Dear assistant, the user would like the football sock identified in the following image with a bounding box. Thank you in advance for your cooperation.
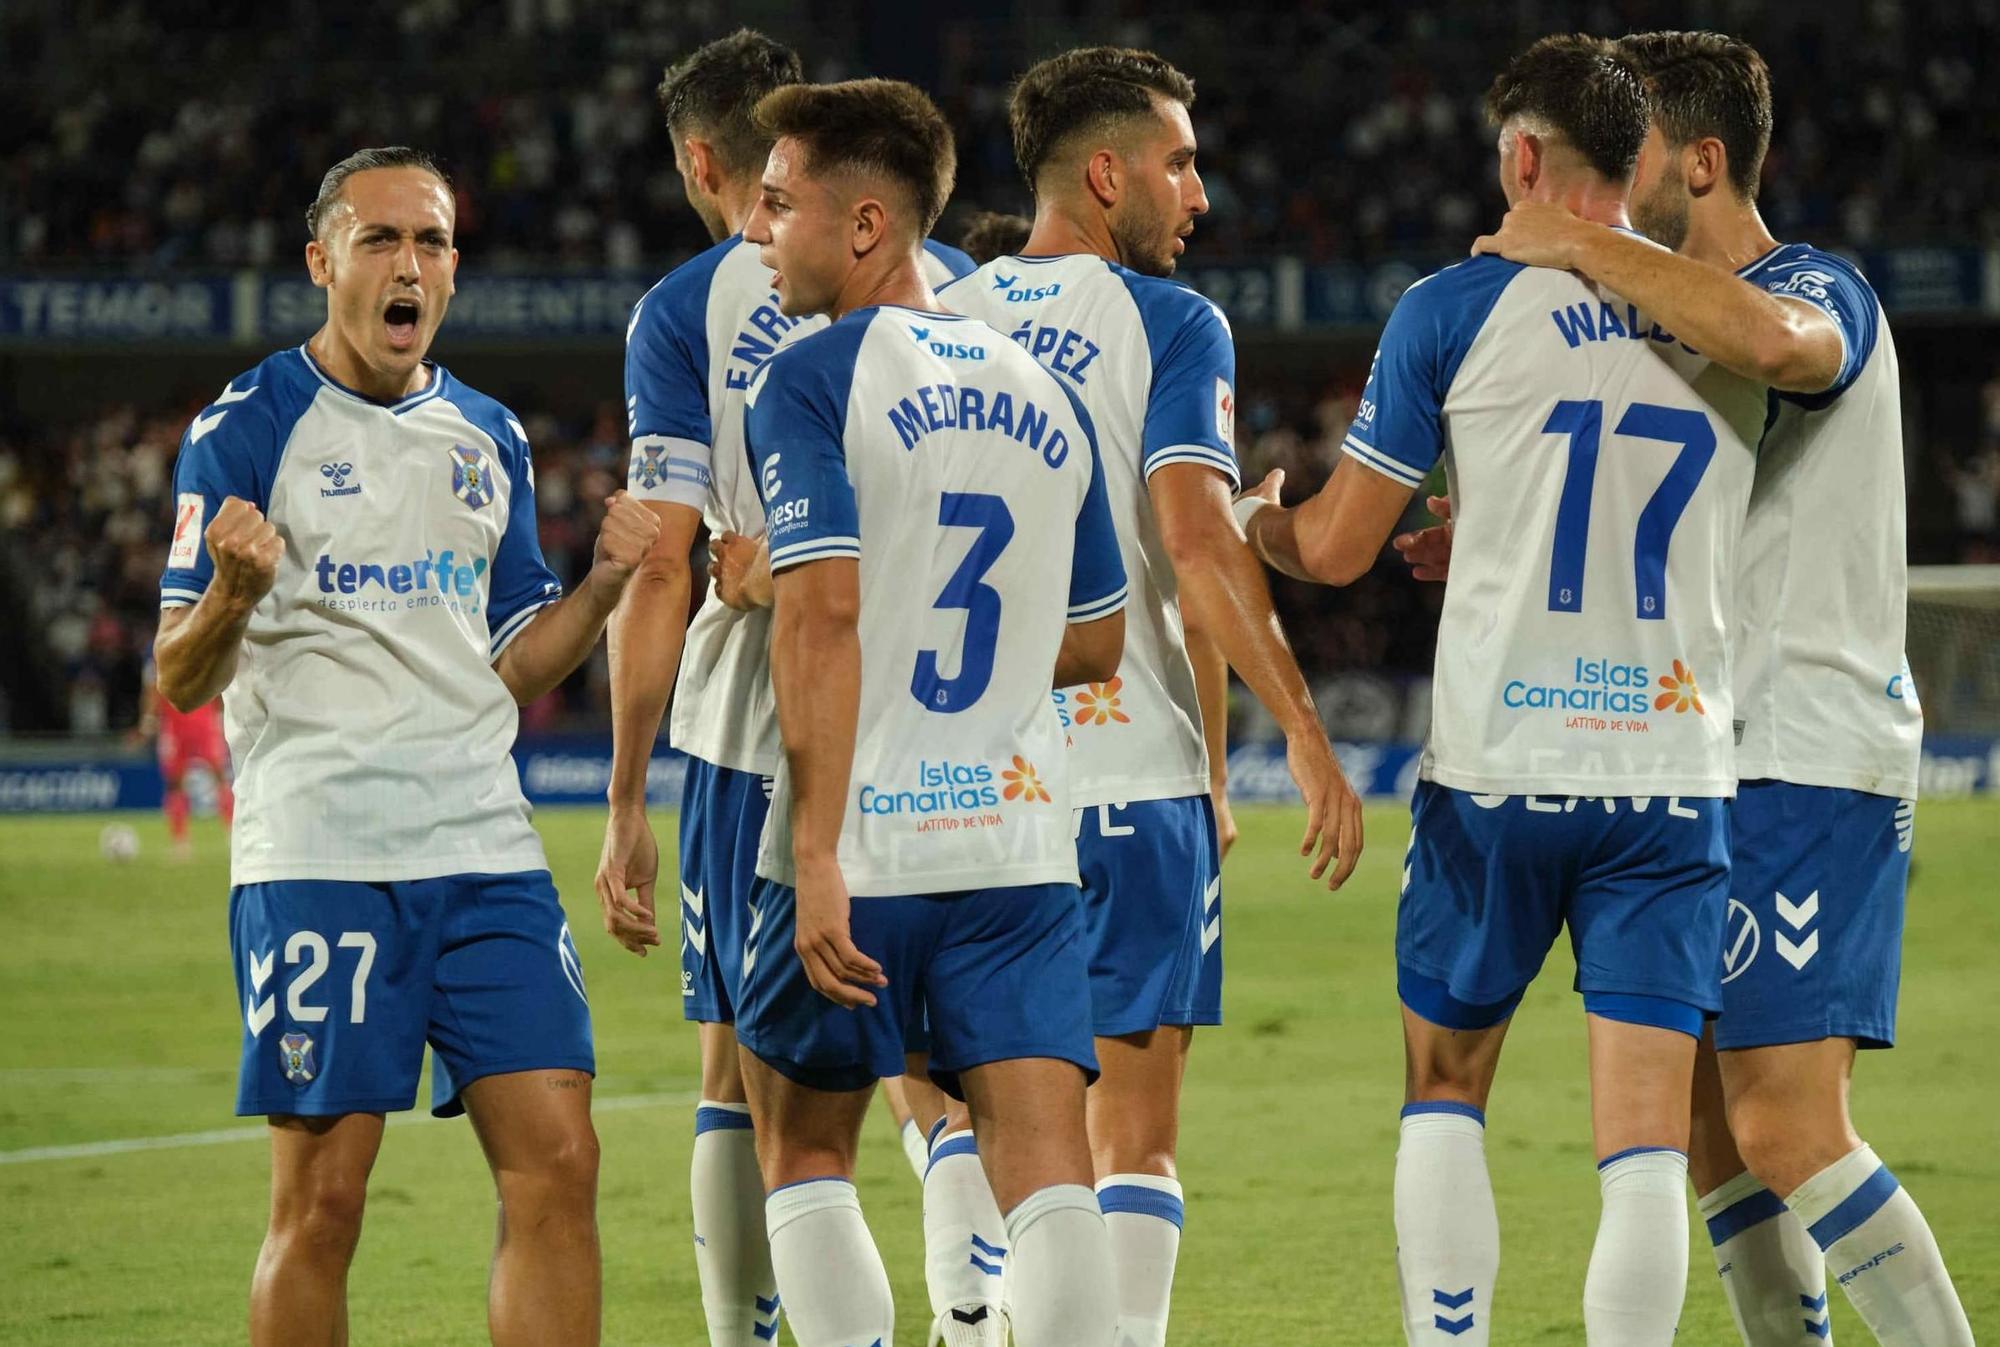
[900,1117,929,1183]
[765,1178,893,1347]
[1698,1170,1833,1344]
[922,1129,1008,1342]
[1096,1172,1184,1347]
[690,1102,781,1346]
[1003,1183,1117,1347]
[1394,1102,1498,1345]
[1785,1144,1974,1347]
[1583,1147,1689,1347]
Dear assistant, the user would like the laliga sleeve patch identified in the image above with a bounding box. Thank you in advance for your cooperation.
[169,493,205,569]
[1215,377,1235,444]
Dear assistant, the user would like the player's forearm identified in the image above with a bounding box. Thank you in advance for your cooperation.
[604,556,692,808]
[153,593,255,711]
[771,598,860,864]
[493,571,624,706]
[1242,503,1321,584]
[1173,525,1321,741]
[1185,623,1231,790]
[1568,229,1839,393]
[1055,611,1124,688]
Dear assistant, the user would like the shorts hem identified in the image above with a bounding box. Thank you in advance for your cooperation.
[236,1093,416,1118]
[1092,1010,1222,1037]
[1575,972,1721,1015]
[431,1055,596,1117]
[736,1029,882,1095]
[1393,953,1534,1014]
[1713,1021,1896,1052]
[930,1039,1099,1093]
[680,1001,736,1025]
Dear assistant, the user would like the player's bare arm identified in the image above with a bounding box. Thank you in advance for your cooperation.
[1242,456,1414,588]
[493,489,660,704]
[154,497,284,711]
[1054,608,1125,689]
[594,498,701,957]
[1391,494,1455,582]
[1472,203,1844,393]
[1151,461,1362,888]
[768,554,884,1009]
[1184,626,1237,858]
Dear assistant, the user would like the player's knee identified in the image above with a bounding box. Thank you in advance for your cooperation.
[1725,1093,1847,1194]
[273,1172,368,1258]
[1404,1049,1494,1107]
[500,1128,600,1215]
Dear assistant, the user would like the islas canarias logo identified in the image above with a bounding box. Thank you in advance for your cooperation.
[1653,659,1705,715]
[1072,678,1130,726]
[1001,756,1051,803]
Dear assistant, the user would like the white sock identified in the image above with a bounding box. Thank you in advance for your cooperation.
[900,1117,930,1183]
[692,1102,781,1346]
[1394,1103,1498,1344]
[765,1178,893,1347]
[923,1129,1008,1343]
[1004,1184,1117,1347]
[1786,1144,1974,1347]
[1698,1170,1833,1344]
[1583,1147,1690,1347]
[1096,1173,1184,1347]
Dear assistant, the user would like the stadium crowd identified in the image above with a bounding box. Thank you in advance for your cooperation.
[4,0,1997,272]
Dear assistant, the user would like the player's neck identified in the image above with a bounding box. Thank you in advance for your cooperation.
[1022,202,1119,265]
[831,254,938,321]
[307,326,430,403]
[1679,200,1781,274]
[1531,177,1631,230]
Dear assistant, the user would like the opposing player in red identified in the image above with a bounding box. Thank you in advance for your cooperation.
[137,657,235,859]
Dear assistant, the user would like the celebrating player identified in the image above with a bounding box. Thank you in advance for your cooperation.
[594,30,974,1347]
[1445,31,1972,1347]
[153,146,660,1347]
[1239,38,1767,1344]
[941,47,1362,1347]
[730,78,1129,1347]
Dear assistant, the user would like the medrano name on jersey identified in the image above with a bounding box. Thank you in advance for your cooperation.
[1346,246,1766,798]
[624,235,973,777]
[743,305,1126,896]
[1729,243,1922,799]
[159,345,563,884]
[942,253,1238,809]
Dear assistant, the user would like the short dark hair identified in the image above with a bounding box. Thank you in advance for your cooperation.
[752,79,957,234]
[656,29,804,176]
[1008,47,1196,191]
[306,147,451,239]
[958,210,1033,265]
[1618,30,1773,200]
[1484,35,1650,182]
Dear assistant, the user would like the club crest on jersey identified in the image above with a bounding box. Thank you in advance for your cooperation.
[449,444,495,509]
[278,1032,317,1085]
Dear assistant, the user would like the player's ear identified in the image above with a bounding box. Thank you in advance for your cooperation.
[305,237,333,289]
[1513,129,1542,195]
[683,136,719,195]
[1085,148,1119,209]
[851,195,886,258]
[1687,136,1727,197]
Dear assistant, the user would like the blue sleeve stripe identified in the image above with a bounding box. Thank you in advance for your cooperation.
[159,587,205,607]
[770,537,861,569]
[1068,583,1129,622]
[1144,445,1242,484]
[1341,436,1426,488]
[488,595,560,657]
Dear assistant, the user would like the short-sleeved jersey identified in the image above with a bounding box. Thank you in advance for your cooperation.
[744,306,1128,896]
[159,347,561,884]
[1348,248,1766,797]
[1730,244,1921,798]
[940,255,1238,808]
[625,237,976,776]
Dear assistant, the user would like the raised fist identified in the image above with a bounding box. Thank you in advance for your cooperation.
[205,497,283,606]
[591,490,662,588]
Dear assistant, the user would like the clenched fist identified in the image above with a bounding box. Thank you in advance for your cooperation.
[206,496,284,607]
[590,490,662,589]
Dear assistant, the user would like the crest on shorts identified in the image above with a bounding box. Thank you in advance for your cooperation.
[278,1032,318,1085]
[449,444,495,509]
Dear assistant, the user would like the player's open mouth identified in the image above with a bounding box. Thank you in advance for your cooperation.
[383,299,421,349]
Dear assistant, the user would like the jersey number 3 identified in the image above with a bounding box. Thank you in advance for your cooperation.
[912,492,1014,713]
[1543,399,1715,621]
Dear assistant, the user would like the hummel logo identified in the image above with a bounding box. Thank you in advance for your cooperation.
[189,379,258,444]
[1774,889,1820,971]
[319,461,361,497]
[246,949,276,1035]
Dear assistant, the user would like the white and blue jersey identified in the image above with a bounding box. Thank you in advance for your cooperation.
[625,235,974,777]
[159,346,561,884]
[743,305,1128,897]
[1731,244,1921,800]
[1351,248,1766,798]
[941,254,1238,807]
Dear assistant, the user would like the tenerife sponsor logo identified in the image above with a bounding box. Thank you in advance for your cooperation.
[310,547,490,614]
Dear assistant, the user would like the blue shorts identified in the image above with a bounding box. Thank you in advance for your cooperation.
[678,758,773,1024]
[230,871,593,1118]
[1076,796,1223,1036]
[1715,782,1911,1051]
[1397,782,1730,1033]
[736,880,1097,1099]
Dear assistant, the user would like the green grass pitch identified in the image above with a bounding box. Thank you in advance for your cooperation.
[2,802,1994,1344]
